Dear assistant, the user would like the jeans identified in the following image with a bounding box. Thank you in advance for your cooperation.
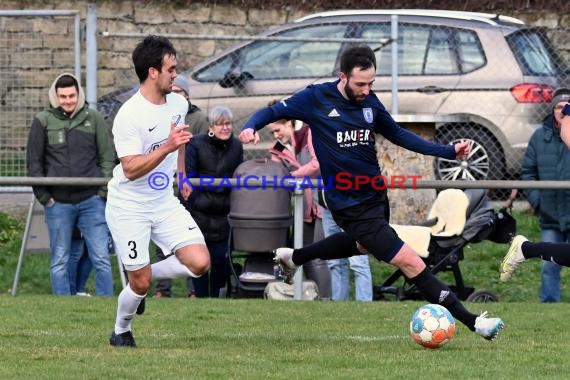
[68,238,92,294]
[322,208,373,301]
[44,195,113,296]
[540,229,568,303]
[193,239,229,298]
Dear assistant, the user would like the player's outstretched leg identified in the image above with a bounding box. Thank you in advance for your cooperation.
[500,235,570,282]
[274,232,362,283]
[401,246,504,341]
[500,235,528,281]
[274,248,297,283]
[474,311,504,341]
[411,267,504,341]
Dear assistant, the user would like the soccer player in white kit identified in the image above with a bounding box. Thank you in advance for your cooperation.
[106,35,210,347]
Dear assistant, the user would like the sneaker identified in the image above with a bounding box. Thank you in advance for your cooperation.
[273,248,297,284]
[109,331,136,348]
[499,235,528,281]
[136,297,146,315]
[474,311,504,341]
[76,292,92,297]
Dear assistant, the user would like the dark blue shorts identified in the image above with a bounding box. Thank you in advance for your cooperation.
[332,192,404,263]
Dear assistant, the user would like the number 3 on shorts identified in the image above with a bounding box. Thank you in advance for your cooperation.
[128,240,138,259]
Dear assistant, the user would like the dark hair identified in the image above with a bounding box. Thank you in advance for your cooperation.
[267,98,291,123]
[54,75,78,92]
[339,45,376,76]
[132,35,177,83]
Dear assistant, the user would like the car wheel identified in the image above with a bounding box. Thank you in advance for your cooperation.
[435,125,505,181]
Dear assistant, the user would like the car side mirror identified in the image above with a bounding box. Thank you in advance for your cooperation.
[219,71,254,88]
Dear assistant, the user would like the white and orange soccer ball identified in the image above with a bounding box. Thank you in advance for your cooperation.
[410,304,456,349]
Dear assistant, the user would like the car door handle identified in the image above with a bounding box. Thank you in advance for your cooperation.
[416,86,445,94]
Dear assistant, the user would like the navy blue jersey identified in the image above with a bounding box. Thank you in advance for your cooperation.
[243,80,456,210]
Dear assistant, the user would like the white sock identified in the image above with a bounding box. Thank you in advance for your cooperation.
[151,254,198,280]
[114,284,145,334]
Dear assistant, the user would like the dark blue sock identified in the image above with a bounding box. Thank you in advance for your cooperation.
[292,232,361,265]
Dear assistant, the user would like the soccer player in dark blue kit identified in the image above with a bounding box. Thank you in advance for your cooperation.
[239,45,504,341]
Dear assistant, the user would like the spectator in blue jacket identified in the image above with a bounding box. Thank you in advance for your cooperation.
[517,87,570,302]
[560,99,570,147]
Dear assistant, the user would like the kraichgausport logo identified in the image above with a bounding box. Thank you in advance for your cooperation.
[146,172,422,191]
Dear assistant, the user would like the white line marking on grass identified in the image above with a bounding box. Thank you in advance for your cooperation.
[341,335,406,342]
[222,332,407,342]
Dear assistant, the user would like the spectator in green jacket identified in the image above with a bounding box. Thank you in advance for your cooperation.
[26,73,116,296]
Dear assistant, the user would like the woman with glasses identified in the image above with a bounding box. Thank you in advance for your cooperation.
[183,106,243,297]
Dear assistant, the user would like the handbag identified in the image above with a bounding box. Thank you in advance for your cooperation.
[488,207,517,244]
[264,280,319,300]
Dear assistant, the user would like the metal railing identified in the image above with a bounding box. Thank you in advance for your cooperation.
[2,177,570,190]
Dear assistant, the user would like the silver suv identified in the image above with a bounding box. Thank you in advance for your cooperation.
[99,10,568,181]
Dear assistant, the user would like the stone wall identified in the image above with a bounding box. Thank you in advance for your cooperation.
[1,1,567,96]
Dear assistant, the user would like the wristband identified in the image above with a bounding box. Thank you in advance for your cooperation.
[563,103,570,117]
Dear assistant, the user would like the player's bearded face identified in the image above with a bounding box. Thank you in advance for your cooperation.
[344,80,365,103]
[344,67,375,103]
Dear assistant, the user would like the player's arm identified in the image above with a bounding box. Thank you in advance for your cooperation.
[239,107,274,144]
[177,126,192,200]
[375,107,456,160]
[561,103,570,148]
[240,90,311,144]
[121,123,190,181]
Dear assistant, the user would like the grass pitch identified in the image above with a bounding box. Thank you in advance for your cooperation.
[0,296,567,379]
[1,209,569,379]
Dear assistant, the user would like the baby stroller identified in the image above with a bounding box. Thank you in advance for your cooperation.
[225,158,293,298]
[373,188,515,303]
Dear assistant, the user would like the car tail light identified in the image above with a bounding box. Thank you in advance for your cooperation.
[510,83,554,103]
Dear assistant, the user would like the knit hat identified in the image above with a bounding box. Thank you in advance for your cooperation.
[173,74,190,96]
[551,87,570,110]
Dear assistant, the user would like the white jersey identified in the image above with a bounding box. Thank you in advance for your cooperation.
[107,90,188,209]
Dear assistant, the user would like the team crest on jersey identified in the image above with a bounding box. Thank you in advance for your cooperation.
[362,108,373,123]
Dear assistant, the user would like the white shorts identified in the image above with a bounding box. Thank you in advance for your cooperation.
[105,196,205,267]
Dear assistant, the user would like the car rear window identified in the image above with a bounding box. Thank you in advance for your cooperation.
[506,29,565,76]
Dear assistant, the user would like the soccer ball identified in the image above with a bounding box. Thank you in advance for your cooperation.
[410,304,455,349]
